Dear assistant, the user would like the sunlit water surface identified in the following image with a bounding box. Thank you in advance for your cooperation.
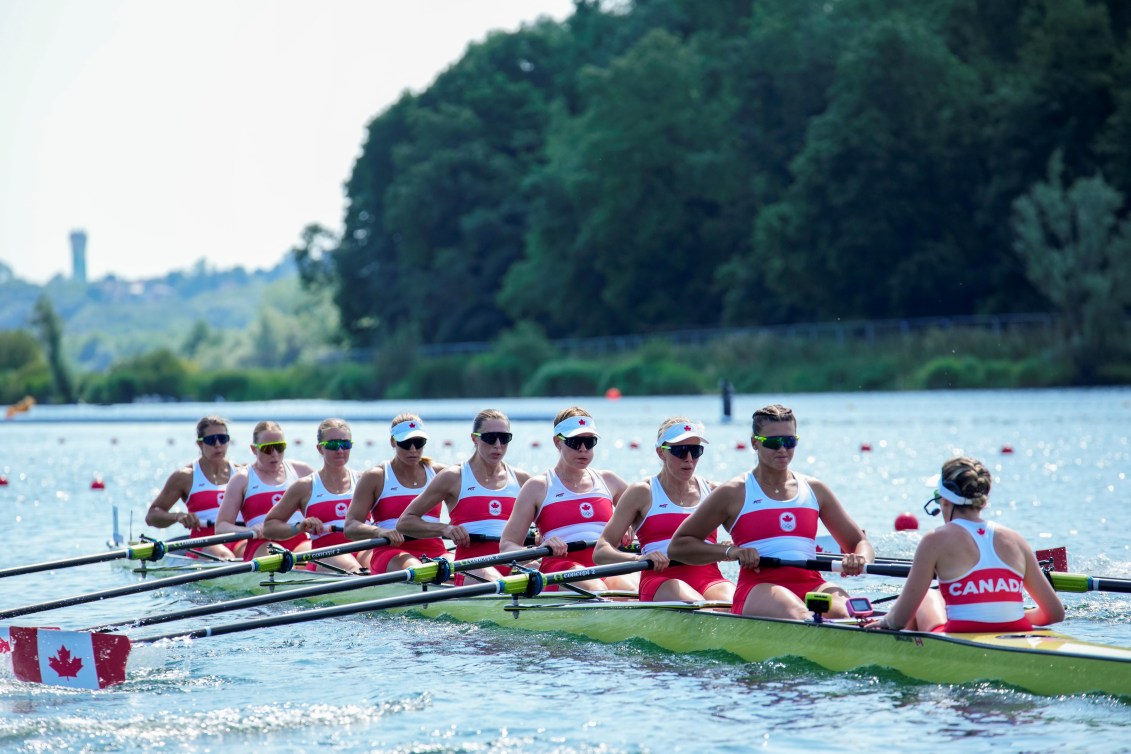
[1,389,1130,752]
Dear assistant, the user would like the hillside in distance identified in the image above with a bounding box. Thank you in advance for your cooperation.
[0,257,338,372]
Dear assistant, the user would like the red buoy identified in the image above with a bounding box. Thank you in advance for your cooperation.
[531,440,541,448]
[443,439,453,447]
[1001,444,1014,455]
[894,512,919,531]
[0,475,8,486]
[735,441,747,450]
[605,387,622,400]
[91,477,106,490]
[859,443,872,452]
[629,440,640,449]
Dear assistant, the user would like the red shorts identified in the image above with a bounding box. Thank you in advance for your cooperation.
[369,537,448,573]
[242,533,308,561]
[541,546,597,592]
[639,562,731,602]
[731,565,826,614]
[937,617,1033,634]
[452,539,510,585]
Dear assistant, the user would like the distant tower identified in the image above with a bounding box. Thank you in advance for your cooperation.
[70,230,87,283]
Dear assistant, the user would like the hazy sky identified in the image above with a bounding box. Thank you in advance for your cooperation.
[0,0,576,283]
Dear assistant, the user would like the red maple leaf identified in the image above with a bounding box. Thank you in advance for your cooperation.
[409,422,416,428]
[0,637,10,654]
[578,419,586,425]
[48,645,84,678]
[977,528,986,536]
[684,425,692,431]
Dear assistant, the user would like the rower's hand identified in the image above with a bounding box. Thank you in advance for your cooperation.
[249,524,264,538]
[841,553,866,577]
[734,546,761,570]
[445,524,470,548]
[176,511,201,529]
[544,536,568,558]
[377,527,405,545]
[641,550,669,572]
[299,517,327,535]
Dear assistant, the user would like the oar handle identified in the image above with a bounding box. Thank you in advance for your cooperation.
[761,557,912,578]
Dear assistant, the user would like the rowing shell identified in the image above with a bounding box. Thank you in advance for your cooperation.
[120,552,1131,697]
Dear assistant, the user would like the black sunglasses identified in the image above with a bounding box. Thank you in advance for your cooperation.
[199,433,230,446]
[559,435,598,451]
[474,432,513,446]
[396,437,427,450]
[662,444,705,459]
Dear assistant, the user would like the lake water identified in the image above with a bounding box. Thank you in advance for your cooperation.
[1,389,1129,753]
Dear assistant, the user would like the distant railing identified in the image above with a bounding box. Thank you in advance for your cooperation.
[328,313,1059,363]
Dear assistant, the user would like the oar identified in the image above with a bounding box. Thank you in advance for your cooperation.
[815,546,1068,572]
[0,531,254,580]
[83,540,596,633]
[8,559,651,689]
[0,537,389,621]
[767,557,1131,594]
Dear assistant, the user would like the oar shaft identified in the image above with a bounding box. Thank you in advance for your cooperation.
[138,558,647,644]
[0,537,389,620]
[90,540,593,632]
[0,531,254,579]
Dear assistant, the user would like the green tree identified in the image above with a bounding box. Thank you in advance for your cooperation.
[1011,152,1131,379]
[745,15,986,320]
[30,294,78,403]
[502,29,741,335]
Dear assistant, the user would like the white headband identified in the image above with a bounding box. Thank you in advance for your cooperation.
[656,421,708,448]
[936,476,972,505]
[554,415,598,438]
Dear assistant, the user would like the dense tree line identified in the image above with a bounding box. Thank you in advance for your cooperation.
[297,0,1131,373]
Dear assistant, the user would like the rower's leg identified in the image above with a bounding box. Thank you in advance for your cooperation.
[741,584,809,620]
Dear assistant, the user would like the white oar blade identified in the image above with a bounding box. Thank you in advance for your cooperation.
[10,627,131,689]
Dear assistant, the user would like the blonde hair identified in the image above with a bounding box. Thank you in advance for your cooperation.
[940,456,992,510]
[252,420,282,443]
[196,415,229,438]
[472,408,509,432]
[316,417,351,442]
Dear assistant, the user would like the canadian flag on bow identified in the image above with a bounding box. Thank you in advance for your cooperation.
[10,627,131,689]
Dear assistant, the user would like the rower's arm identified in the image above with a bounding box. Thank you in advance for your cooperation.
[668,482,741,565]
[594,482,647,565]
[216,470,251,534]
[500,478,545,553]
[145,467,193,529]
[1021,546,1066,626]
[263,478,313,539]
[343,467,385,540]
[813,479,875,564]
[397,467,457,540]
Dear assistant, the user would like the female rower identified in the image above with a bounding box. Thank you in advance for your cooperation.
[669,403,874,619]
[593,417,735,603]
[344,413,443,573]
[866,456,1064,632]
[216,421,316,561]
[263,418,365,573]
[500,406,634,592]
[145,415,242,559]
[397,408,531,584]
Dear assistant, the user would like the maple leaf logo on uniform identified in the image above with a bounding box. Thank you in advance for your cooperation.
[489,500,503,516]
[579,502,594,518]
[48,645,83,678]
[978,528,986,536]
[779,512,797,532]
